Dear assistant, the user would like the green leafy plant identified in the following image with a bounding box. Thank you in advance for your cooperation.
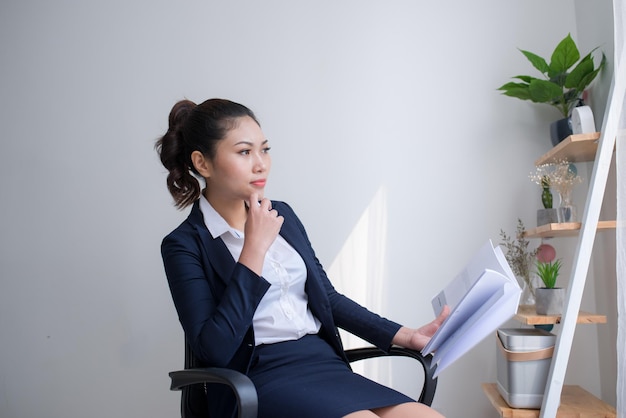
[536,259,562,288]
[498,33,606,118]
[500,219,537,289]
[540,176,553,209]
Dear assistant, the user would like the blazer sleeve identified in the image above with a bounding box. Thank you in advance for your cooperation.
[276,202,402,351]
[161,223,270,367]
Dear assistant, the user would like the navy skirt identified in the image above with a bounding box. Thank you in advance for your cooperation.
[248,334,414,418]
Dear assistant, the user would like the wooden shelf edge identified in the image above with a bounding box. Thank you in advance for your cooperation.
[524,220,616,238]
[515,305,607,325]
[482,383,616,418]
[535,132,601,165]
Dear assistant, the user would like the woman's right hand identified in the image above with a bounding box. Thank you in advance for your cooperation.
[238,193,284,275]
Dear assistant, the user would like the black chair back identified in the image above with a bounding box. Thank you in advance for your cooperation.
[181,342,209,418]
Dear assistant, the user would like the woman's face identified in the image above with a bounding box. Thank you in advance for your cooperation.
[205,116,272,204]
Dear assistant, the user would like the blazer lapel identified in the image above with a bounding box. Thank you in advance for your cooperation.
[276,212,323,289]
[187,201,237,286]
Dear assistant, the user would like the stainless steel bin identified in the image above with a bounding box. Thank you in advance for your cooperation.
[496,328,556,409]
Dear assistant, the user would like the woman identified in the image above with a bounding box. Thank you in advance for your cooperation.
[156,98,448,418]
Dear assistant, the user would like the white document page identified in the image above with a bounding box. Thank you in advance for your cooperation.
[422,269,509,356]
[431,281,520,376]
[430,239,516,316]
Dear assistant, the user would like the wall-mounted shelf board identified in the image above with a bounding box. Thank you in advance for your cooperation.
[482,383,616,418]
[515,305,607,325]
[535,133,601,165]
[523,221,616,238]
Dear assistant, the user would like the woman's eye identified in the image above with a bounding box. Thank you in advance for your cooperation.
[239,150,251,155]
[263,147,272,153]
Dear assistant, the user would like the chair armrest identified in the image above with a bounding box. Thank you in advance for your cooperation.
[344,346,438,406]
[169,368,258,418]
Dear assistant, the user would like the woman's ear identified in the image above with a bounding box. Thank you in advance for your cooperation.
[191,151,212,178]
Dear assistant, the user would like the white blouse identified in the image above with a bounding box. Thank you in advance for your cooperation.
[199,196,321,345]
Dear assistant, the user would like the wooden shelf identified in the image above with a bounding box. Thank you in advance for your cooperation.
[523,221,616,238]
[515,305,607,325]
[482,383,616,417]
[535,133,601,165]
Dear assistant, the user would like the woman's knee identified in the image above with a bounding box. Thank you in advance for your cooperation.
[372,402,445,418]
[343,410,379,418]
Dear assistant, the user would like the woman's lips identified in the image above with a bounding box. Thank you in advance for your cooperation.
[251,179,266,187]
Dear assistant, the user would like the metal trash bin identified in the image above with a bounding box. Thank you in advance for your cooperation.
[496,328,556,409]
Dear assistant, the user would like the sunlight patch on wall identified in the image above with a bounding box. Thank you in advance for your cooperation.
[327,186,389,381]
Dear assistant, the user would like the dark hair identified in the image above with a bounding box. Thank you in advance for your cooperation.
[155,98,259,209]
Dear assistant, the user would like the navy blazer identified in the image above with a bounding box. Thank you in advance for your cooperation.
[161,200,402,414]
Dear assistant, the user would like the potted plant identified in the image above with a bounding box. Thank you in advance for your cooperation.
[535,259,565,315]
[500,219,538,305]
[497,33,606,145]
[531,175,559,226]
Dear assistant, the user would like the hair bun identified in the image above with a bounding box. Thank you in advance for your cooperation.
[168,99,196,132]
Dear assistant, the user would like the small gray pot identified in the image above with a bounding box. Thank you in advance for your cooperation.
[537,208,559,226]
[535,288,565,315]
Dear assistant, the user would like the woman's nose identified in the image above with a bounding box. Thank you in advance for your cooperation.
[253,153,267,172]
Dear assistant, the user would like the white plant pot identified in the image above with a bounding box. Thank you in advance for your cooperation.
[535,288,565,315]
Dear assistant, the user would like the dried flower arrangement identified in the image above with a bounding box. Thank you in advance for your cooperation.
[499,219,538,294]
[529,159,583,206]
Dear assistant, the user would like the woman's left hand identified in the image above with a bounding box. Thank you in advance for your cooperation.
[392,305,450,351]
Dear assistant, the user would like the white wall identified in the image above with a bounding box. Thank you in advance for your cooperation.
[0,1,615,417]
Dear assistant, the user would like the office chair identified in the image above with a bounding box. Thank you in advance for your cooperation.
[169,340,438,418]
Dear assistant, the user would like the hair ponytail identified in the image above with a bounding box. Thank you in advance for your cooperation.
[155,99,200,209]
[155,98,259,209]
